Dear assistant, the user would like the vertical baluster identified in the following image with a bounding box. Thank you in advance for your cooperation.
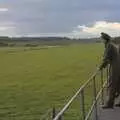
[93,76,98,120]
[80,89,85,120]
[52,107,56,119]
[101,70,104,105]
[106,65,109,94]
[107,65,109,84]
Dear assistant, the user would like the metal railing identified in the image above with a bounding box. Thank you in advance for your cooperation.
[52,66,109,120]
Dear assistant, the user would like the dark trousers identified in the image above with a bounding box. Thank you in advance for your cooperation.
[106,76,120,106]
[107,86,117,106]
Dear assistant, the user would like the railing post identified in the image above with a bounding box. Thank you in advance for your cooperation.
[106,65,109,94]
[52,107,62,120]
[59,116,62,120]
[93,76,98,120]
[52,107,56,119]
[80,89,85,120]
[101,70,104,105]
[107,65,109,84]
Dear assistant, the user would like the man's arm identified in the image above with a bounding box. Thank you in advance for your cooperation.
[99,44,113,70]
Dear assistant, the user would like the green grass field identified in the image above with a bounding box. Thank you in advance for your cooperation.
[0,44,104,120]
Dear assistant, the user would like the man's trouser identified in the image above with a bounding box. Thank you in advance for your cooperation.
[106,76,119,106]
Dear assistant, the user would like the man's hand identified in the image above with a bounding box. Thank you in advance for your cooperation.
[99,64,103,70]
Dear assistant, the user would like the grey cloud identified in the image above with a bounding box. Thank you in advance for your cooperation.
[0,0,120,36]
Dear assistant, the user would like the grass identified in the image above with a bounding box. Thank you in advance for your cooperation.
[0,44,104,120]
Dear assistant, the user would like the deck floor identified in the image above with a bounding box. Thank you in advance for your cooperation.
[99,107,120,120]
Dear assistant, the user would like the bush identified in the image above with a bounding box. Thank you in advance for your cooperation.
[0,42,8,47]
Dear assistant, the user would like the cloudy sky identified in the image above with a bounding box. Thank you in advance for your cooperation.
[0,0,120,38]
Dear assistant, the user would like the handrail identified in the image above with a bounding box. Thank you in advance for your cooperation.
[85,80,107,120]
[53,67,102,120]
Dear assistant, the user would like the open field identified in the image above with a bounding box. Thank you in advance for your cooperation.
[0,44,104,120]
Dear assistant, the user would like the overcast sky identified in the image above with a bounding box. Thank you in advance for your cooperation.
[0,0,120,38]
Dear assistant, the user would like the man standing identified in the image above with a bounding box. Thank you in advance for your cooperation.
[100,32,120,109]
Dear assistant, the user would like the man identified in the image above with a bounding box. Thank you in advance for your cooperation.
[100,32,120,109]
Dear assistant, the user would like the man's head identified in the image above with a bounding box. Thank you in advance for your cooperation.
[101,32,111,44]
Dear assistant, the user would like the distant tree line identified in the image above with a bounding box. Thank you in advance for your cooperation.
[0,36,119,47]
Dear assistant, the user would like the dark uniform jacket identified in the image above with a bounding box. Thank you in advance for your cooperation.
[101,42,120,88]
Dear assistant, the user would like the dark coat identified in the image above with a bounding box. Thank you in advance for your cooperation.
[101,42,120,89]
